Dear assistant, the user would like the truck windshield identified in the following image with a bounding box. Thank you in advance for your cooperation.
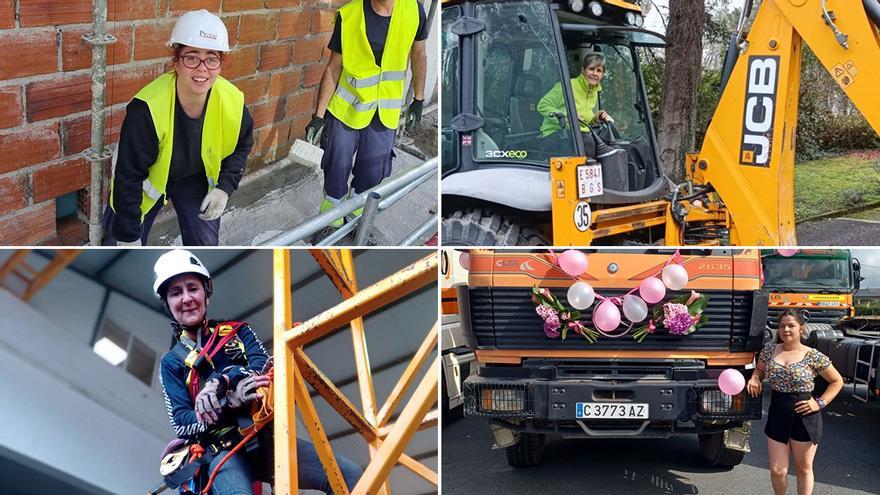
[473,1,578,165]
[763,256,854,292]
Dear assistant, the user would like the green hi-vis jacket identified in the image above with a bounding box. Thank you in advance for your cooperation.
[537,73,601,137]
[327,0,419,130]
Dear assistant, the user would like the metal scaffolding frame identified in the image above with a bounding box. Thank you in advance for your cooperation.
[0,250,82,301]
[273,249,438,494]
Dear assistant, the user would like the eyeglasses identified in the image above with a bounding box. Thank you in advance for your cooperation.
[180,55,222,70]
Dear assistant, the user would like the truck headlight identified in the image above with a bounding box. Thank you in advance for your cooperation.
[700,390,746,414]
[481,388,525,412]
[625,12,636,25]
[569,0,584,13]
[588,1,603,16]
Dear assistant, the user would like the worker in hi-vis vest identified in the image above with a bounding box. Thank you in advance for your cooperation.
[103,10,253,246]
[305,0,428,231]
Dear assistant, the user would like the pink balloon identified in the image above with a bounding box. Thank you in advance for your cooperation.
[558,250,588,277]
[718,369,745,396]
[593,299,621,332]
[459,251,470,270]
[776,249,798,257]
[639,277,666,304]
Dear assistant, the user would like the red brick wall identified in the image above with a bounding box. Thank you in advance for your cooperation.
[0,0,340,245]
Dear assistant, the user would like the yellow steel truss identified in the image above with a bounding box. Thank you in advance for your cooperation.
[273,249,439,495]
[0,249,82,301]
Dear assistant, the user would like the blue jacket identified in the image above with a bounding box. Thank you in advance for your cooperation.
[159,321,269,440]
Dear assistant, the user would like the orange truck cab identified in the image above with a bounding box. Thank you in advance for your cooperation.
[456,249,768,468]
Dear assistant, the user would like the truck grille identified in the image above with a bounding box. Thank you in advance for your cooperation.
[767,307,848,327]
[468,288,755,351]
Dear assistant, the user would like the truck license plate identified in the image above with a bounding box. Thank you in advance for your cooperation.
[577,164,603,198]
[576,402,649,419]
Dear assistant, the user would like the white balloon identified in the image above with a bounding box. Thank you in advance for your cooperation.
[567,281,596,310]
[661,264,689,291]
[622,294,649,322]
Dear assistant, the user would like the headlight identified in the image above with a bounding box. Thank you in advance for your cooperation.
[700,390,733,414]
[481,388,525,412]
[588,1,603,16]
[635,14,645,27]
[569,0,584,13]
[625,12,637,26]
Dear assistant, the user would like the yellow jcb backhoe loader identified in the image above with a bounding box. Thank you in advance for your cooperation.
[440,0,880,245]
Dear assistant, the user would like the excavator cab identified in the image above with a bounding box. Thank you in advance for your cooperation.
[442,0,671,245]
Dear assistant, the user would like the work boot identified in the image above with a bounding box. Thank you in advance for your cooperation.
[346,207,364,223]
[320,197,344,228]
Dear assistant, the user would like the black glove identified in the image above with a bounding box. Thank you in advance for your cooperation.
[406,98,423,131]
[305,114,325,144]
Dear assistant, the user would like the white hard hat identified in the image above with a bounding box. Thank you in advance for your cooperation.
[153,249,212,298]
[168,10,230,53]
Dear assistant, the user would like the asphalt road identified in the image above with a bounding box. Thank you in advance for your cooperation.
[442,387,880,495]
[797,218,880,246]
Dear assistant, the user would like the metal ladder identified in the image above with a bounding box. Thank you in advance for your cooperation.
[852,341,878,403]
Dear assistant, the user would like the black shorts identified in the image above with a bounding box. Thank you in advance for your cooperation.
[764,390,823,445]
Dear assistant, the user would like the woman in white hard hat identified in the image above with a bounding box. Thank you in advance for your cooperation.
[103,10,254,246]
[155,250,362,494]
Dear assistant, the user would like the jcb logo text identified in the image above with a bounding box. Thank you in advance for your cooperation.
[740,56,779,167]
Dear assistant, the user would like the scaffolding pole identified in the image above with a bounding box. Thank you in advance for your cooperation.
[82,0,116,245]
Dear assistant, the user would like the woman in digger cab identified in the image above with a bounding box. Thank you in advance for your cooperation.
[747,309,844,495]
[103,9,254,247]
[537,52,614,157]
[156,250,362,494]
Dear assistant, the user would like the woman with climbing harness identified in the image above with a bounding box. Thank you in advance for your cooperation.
[155,250,363,494]
[103,9,254,246]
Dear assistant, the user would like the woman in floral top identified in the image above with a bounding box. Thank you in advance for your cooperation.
[747,309,844,495]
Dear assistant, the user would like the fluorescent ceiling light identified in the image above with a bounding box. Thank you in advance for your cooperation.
[94,337,128,366]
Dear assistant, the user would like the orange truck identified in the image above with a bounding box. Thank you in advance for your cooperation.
[762,249,860,332]
[455,249,768,468]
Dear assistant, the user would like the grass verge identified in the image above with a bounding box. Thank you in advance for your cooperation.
[794,150,880,221]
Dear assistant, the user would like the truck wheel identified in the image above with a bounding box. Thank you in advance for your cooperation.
[443,209,548,246]
[505,432,545,468]
[699,431,746,467]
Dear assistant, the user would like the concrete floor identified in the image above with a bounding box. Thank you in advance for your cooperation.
[442,386,880,495]
[147,109,438,246]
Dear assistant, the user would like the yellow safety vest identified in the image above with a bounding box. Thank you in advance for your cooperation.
[327,0,419,130]
[110,72,244,220]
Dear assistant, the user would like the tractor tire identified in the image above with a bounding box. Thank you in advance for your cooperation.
[443,209,548,246]
[699,430,747,468]
[505,432,546,468]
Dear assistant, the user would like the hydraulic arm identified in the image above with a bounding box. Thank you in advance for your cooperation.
[689,0,880,245]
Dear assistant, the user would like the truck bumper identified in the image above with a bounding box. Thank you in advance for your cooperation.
[463,374,762,438]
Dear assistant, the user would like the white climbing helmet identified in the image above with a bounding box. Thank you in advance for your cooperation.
[168,9,230,53]
[153,249,213,298]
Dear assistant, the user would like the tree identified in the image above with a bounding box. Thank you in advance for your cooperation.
[656,0,706,183]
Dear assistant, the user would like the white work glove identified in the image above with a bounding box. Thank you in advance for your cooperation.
[194,379,224,425]
[117,239,142,247]
[198,188,229,221]
[228,374,271,408]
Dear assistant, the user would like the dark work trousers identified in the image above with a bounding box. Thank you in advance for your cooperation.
[102,174,221,246]
[320,112,395,200]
